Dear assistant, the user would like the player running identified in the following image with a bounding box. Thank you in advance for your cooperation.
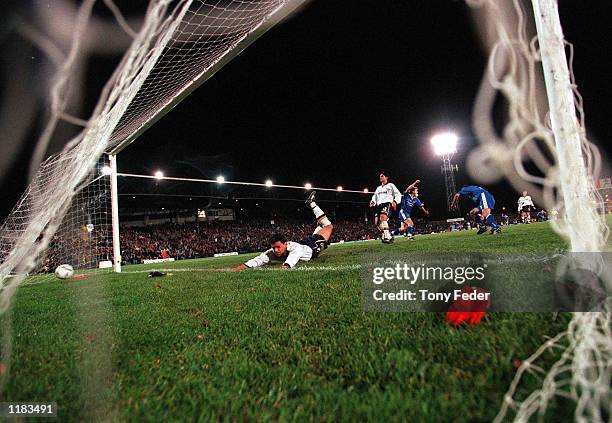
[231,191,332,271]
[501,210,510,225]
[393,180,429,239]
[517,190,535,224]
[369,171,402,244]
[451,185,501,235]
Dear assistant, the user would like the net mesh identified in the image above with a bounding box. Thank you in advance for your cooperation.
[108,0,296,150]
[466,0,608,249]
[41,160,113,275]
[0,0,300,313]
[465,1,610,421]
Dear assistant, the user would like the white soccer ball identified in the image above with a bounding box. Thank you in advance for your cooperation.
[55,264,74,279]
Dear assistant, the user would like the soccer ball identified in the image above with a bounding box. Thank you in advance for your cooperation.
[55,264,74,279]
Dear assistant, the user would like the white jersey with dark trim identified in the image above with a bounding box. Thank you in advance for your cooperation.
[244,241,313,269]
[371,183,402,205]
[518,195,534,211]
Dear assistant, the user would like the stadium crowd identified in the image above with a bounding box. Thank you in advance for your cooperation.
[120,217,536,264]
[40,212,530,270]
[118,214,538,263]
[119,219,380,263]
[118,217,481,263]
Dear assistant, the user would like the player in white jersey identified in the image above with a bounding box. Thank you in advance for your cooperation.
[231,191,332,271]
[369,171,402,243]
[517,190,534,224]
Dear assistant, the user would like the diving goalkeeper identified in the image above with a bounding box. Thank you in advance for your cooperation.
[231,191,333,271]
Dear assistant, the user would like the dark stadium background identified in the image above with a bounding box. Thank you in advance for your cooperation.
[1,0,610,222]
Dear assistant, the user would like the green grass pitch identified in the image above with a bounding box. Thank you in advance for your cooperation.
[2,223,582,421]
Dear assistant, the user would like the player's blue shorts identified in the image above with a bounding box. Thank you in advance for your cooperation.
[298,234,327,258]
[477,191,495,211]
[399,209,413,221]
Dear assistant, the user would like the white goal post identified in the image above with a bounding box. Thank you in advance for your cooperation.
[531,0,604,253]
[109,154,121,273]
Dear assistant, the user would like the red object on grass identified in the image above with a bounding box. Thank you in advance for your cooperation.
[446,285,490,327]
[70,274,89,279]
[446,310,486,326]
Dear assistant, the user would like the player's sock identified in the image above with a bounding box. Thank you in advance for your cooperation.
[380,221,391,239]
[475,215,487,234]
[407,226,414,237]
[310,201,324,219]
[310,201,331,228]
[317,216,331,227]
[475,215,485,228]
[485,215,499,229]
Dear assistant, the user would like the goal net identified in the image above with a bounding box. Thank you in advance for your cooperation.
[465,1,609,422]
[0,0,307,312]
[41,159,113,275]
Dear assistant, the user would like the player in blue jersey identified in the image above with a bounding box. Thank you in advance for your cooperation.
[393,180,429,239]
[451,185,501,234]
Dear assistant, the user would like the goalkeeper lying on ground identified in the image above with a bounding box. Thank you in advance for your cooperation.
[231,191,333,271]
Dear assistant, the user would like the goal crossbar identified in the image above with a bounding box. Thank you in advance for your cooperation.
[117,172,372,194]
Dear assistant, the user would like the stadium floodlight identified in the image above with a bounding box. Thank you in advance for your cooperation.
[154,170,164,179]
[101,166,113,176]
[304,183,312,190]
[216,175,225,184]
[265,179,273,187]
[336,186,343,192]
[430,132,459,213]
[363,188,369,193]
[431,132,458,156]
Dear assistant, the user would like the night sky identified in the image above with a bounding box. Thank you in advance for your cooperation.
[2,0,610,221]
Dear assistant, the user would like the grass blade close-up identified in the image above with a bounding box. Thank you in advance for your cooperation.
[3,222,589,422]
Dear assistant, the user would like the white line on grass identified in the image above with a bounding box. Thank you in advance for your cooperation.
[18,265,362,286]
[120,264,362,274]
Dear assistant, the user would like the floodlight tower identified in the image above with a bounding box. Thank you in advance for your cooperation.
[431,133,459,212]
